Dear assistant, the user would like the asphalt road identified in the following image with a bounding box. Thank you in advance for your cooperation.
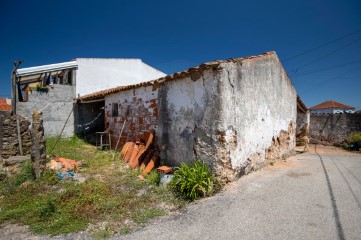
[120,145,361,240]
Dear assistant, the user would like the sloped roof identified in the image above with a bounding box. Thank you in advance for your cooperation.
[17,61,78,77]
[0,98,11,111]
[310,100,354,110]
[79,51,277,101]
[297,96,308,112]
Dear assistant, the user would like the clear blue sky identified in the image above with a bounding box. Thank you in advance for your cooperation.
[1,0,360,109]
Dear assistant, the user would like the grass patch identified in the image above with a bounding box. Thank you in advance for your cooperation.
[0,136,185,237]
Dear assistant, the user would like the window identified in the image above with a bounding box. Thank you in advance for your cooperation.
[112,103,119,117]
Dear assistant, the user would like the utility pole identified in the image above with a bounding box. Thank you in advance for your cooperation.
[11,60,22,115]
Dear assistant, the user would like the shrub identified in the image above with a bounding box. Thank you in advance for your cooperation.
[170,161,214,201]
[348,132,361,143]
[347,132,361,151]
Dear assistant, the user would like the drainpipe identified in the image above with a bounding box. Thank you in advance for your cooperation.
[11,60,22,115]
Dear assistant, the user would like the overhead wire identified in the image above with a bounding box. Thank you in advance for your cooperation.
[292,59,361,77]
[308,65,361,88]
[291,36,361,73]
[283,29,361,62]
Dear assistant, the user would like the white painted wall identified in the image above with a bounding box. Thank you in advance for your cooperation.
[220,57,297,169]
[76,58,166,96]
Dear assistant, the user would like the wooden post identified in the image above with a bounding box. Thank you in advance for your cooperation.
[16,117,23,155]
[11,71,16,115]
[30,110,46,179]
[11,61,22,115]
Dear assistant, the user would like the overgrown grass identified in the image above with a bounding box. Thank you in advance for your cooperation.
[0,136,186,237]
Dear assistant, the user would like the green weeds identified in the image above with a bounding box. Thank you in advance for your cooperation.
[0,137,184,237]
[170,161,216,201]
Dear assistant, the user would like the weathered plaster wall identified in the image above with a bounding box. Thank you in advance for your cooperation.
[17,85,75,137]
[76,58,166,96]
[296,110,310,148]
[158,53,297,181]
[309,114,361,145]
[158,68,220,166]
[105,85,158,150]
[214,55,297,179]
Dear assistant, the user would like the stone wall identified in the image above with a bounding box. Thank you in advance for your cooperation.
[158,52,297,181]
[309,113,361,145]
[17,84,75,137]
[0,111,11,160]
[105,85,158,150]
[1,114,32,160]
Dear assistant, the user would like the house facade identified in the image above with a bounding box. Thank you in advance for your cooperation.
[81,51,304,181]
[14,59,166,137]
[310,100,355,114]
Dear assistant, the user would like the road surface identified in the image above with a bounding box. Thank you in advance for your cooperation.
[120,145,361,240]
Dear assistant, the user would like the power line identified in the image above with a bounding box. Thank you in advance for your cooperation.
[291,36,361,73]
[293,59,361,77]
[313,65,361,85]
[284,29,361,62]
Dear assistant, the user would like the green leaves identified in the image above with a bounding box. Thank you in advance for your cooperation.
[170,161,214,201]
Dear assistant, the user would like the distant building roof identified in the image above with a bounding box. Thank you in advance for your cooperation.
[310,100,354,110]
[0,98,11,111]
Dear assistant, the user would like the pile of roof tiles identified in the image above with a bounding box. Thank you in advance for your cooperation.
[119,130,160,175]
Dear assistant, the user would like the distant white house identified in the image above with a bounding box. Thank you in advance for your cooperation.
[310,100,355,115]
[15,58,166,137]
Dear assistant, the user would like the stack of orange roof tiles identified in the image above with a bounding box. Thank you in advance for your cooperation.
[119,130,160,175]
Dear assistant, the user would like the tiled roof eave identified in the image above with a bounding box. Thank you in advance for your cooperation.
[79,51,275,101]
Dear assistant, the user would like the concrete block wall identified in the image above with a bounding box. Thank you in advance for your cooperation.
[105,85,158,150]
[17,85,75,137]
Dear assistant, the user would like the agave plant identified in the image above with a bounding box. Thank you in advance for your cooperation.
[170,161,214,201]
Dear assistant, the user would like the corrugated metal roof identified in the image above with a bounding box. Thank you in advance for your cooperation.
[310,100,354,110]
[79,51,276,101]
[17,61,78,77]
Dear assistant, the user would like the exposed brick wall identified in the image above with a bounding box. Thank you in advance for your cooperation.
[105,85,158,150]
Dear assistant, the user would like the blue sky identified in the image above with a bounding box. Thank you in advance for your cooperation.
[1,0,360,109]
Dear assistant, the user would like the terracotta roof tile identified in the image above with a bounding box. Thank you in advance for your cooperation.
[79,51,276,101]
[0,98,11,111]
[310,100,354,110]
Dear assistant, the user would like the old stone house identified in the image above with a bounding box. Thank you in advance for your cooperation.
[81,51,307,180]
[14,59,166,137]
